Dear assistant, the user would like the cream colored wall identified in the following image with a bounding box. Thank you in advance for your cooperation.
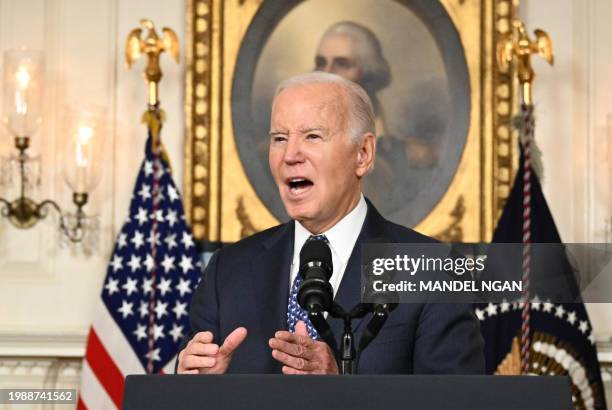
[0,0,185,396]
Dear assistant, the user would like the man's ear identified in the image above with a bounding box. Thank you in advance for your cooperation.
[356,133,376,178]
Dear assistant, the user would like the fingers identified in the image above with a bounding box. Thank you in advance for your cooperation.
[274,329,314,348]
[180,355,217,370]
[219,327,248,357]
[271,348,310,371]
[187,343,219,357]
[282,366,307,375]
[188,331,214,345]
[268,337,314,360]
[294,321,309,336]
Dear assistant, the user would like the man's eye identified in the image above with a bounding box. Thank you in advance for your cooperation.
[306,134,322,141]
[334,58,352,69]
[314,56,326,70]
[272,136,287,143]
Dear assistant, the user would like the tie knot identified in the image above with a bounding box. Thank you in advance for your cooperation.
[308,234,328,243]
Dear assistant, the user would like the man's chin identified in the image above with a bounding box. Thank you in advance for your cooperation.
[282,201,314,222]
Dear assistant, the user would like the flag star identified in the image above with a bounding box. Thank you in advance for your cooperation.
[133,323,147,341]
[161,255,176,273]
[138,184,151,200]
[147,231,161,247]
[179,255,194,274]
[142,277,153,295]
[110,255,123,272]
[474,308,485,321]
[139,301,149,318]
[135,207,148,225]
[117,233,128,249]
[117,300,134,318]
[542,302,554,313]
[105,278,119,295]
[176,278,192,297]
[128,255,142,272]
[144,254,155,272]
[182,232,195,249]
[157,278,172,296]
[164,233,177,250]
[144,160,153,176]
[154,209,164,222]
[154,300,168,319]
[578,320,589,334]
[485,303,498,317]
[122,277,139,296]
[554,305,565,318]
[531,301,541,311]
[173,301,188,319]
[166,210,178,227]
[153,324,165,340]
[167,184,179,202]
[588,332,595,345]
[131,230,145,249]
[566,311,577,325]
[500,301,510,313]
[146,348,161,362]
[169,324,184,342]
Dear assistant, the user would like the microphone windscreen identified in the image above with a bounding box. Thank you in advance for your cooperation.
[299,239,333,279]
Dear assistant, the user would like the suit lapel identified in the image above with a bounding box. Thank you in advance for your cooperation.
[330,199,392,339]
[251,222,294,346]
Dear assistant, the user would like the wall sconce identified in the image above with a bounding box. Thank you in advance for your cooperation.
[0,49,102,244]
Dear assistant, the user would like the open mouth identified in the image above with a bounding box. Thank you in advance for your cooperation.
[286,178,314,196]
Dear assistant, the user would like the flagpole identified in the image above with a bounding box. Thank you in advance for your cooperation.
[125,19,180,373]
[497,20,554,375]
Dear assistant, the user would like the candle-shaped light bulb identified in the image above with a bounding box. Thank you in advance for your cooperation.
[3,50,44,137]
[16,66,31,89]
[63,109,105,195]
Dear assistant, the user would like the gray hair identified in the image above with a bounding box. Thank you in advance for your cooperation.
[274,71,375,143]
[321,21,391,95]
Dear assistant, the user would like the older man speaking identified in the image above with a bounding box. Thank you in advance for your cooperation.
[177,72,484,375]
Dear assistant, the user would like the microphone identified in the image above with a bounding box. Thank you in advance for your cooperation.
[297,238,334,313]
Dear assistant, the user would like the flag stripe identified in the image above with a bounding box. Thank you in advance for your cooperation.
[79,361,116,410]
[85,329,125,408]
[92,302,145,375]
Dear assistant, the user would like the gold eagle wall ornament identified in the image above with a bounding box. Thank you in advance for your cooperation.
[125,19,180,107]
[497,20,554,105]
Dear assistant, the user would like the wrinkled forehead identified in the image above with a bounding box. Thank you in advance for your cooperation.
[271,84,348,130]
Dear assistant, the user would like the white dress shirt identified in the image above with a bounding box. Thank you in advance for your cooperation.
[289,194,367,297]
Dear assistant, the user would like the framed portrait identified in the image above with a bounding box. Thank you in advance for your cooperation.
[184,0,518,244]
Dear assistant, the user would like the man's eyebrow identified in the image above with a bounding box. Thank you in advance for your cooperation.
[269,130,288,137]
[299,126,326,133]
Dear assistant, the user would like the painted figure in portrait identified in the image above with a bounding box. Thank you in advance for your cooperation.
[232,0,470,228]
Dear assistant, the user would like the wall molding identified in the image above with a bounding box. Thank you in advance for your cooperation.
[0,331,86,358]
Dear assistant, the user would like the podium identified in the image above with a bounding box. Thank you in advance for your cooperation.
[123,374,572,410]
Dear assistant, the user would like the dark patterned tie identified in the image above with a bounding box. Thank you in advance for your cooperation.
[286,234,328,339]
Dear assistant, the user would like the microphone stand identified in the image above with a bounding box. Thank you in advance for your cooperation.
[311,302,392,375]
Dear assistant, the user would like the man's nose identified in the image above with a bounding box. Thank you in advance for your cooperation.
[283,137,305,164]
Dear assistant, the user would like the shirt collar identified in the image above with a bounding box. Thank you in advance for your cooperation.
[293,194,367,266]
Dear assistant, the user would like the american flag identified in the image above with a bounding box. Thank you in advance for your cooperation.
[78,132,202,409]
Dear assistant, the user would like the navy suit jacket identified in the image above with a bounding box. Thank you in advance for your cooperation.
[182,199,484,374]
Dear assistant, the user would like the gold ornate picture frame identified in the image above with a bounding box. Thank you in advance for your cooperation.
[184,0,518,244]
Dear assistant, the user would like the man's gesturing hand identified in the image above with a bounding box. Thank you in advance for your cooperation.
[269,321,339,375]
[177,327,247,374]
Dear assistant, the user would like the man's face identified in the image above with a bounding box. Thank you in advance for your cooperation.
[315,34,363,84]
[269,84,366,233]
